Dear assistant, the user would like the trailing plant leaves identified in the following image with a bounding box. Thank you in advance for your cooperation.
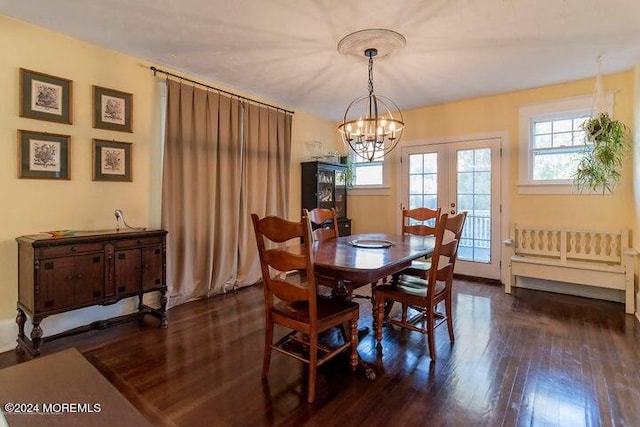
[573,112,630,194]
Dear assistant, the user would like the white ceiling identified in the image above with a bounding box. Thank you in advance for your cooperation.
[2,0,640,120]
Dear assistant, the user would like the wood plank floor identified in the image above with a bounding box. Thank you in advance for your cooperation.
[1,279,639,427]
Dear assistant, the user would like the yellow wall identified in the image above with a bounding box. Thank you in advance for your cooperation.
[350,71,636,236]
[2,15,637,350]
[289,113,341,221]
[0,16,333,350]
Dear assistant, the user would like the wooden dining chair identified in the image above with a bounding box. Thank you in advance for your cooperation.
[375,211,467,361]
[392,207,442,321]
[400,206,442,278]
[306,207,340,242]
[251,212,359,403]
[305,208,371,302]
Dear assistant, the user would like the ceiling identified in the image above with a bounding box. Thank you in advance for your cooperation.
[2,0,640,121]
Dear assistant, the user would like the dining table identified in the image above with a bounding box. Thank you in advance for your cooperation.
[311,232,436,379]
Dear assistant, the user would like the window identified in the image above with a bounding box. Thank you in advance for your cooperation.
[353,155,384,186]
[518,94,613,194]
[530,113,590,181]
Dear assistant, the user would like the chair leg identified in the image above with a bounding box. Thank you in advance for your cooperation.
[401,303,408,323]
[445,293,455,342]
[350,317,358,371]
[307,332,318,403]
[376,294,385,346]
[426,308,436,361]
[262,320,273,378]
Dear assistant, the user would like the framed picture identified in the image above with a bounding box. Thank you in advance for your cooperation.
[93,139,132,182]
[20,69,72,124]
[18,130,70,180]
[93,86,132,132]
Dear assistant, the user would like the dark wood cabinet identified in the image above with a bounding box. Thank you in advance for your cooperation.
[16,229,168,355]
[301,161,351,236]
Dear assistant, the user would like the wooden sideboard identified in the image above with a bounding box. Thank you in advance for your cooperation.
[16,229,168,355]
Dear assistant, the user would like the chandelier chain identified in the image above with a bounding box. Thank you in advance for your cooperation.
[367,56,374,96]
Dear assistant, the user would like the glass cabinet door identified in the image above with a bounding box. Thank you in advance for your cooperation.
[316,169,334,209]
[334,170,346,219]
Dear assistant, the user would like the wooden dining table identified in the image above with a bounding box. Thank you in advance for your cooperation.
[312,232,435,285]
[311,232,436,379]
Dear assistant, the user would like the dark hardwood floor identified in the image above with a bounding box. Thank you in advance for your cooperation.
[1,279,639,427]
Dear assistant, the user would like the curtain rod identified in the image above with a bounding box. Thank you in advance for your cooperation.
[150,66,294,115]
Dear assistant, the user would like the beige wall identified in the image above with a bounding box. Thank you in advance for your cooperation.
[0,16,333,351]
[350,71,636,236]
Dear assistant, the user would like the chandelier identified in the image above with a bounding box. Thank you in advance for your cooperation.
[338,30,405,162]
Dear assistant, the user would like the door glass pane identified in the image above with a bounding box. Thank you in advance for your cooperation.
[457,148,491,264]
[408,153,437,209]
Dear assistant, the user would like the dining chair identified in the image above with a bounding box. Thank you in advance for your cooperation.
[400,206,442,279]
[392,206,442,321]
[375,211,467,361]
[305,208,371,302]
[306,207,340,242]
[251,212,359,403]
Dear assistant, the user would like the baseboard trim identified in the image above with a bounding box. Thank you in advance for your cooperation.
[0,318,17,353]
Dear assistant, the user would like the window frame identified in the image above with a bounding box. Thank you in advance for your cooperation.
[517,93,614,195]
[349,153,392,195]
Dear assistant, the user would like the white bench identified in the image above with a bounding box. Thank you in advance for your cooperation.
[502,224,636,314]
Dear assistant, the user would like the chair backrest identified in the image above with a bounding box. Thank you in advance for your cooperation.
[402,207,442,237]
[432,211,468,286]
[251,213,317,315]
[305,208,339,242]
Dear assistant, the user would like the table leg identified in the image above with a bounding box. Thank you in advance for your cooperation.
[333,279,376,381]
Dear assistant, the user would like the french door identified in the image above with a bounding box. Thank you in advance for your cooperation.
[400,138,501,280]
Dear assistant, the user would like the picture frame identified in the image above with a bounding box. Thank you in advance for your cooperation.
[20,69,72,124]
[93,139,132,182]
[93,86,132,132]
[18,130,70,180]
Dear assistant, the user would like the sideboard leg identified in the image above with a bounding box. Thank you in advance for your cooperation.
[16,308,26,341]
[159,289,168,328]
[31,320,43,356]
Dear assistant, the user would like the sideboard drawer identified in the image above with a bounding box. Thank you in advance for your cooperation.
[39,242,104,258]
[115,236,164,249]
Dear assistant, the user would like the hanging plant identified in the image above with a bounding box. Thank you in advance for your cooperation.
[573,112,630,194]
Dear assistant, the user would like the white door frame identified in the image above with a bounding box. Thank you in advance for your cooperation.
[395,131,511,283]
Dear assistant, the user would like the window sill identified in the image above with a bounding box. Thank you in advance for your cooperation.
[348,185,391,196]
[517,183,612,195]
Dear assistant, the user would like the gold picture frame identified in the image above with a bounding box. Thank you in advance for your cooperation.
[18,130,70,180]
[92,139,132,182]
[20,69,72,124]
[93,85,132,132]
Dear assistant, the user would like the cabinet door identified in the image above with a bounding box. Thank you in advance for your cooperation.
[38,258,76,312]
[74,253,105,305]
[316,169,335,209]
[334,170,347,219]
[38,253,104,311]
[142,246,164,291]
[115,249,141,295]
